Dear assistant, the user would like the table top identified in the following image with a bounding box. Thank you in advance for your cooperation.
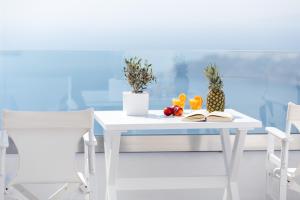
[94,109,262,131]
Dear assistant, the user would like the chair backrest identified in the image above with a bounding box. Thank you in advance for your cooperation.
[286,102,300,134]
[2,109,93,185]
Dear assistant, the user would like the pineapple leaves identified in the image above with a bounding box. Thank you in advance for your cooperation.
[124,57,157,93]
[204,64,224,91]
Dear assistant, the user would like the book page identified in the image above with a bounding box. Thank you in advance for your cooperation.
[206,111,233,122]
[182,110,208,122]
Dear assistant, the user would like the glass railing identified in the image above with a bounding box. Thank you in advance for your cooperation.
[0,50,299,134]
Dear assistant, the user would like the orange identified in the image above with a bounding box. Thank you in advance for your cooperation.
[194,95,202,101]
[178,93,186,103]
[172,98,184,108]
[189,99,199,110]
[194,96,203,108]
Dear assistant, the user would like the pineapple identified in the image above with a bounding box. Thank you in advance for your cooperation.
[204,64,225,112]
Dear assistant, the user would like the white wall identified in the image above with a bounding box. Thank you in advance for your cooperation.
[5,151,300,199]
[1,0,300,50]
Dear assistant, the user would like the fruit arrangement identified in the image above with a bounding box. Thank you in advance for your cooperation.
[162,64,225,116]
[163,105,183,116]
[204,64,225,112]
[164,93,203,117]
[172,93,186,108]
[189,96,203,110]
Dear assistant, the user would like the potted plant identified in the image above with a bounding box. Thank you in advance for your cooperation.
[123,57,156,116]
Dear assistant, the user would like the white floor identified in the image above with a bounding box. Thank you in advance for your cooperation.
[4,151,300,200]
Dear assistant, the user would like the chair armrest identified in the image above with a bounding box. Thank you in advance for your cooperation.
[83,132,97,146]
[83,132,97,174]
[0,130,9,148]
[266,127,288,142]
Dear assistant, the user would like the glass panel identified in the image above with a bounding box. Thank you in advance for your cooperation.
[0,50,299,134]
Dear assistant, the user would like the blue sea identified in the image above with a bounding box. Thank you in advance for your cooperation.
[0,50,299,134]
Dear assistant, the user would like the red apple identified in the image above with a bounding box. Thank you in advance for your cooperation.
[173,106,183,116]
[163,107,174,116]
[172,105,179,110]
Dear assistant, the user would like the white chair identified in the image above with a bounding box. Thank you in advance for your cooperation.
[0,109,97,200]
[266,102,300,200]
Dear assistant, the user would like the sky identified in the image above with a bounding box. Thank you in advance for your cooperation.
[0,0,300,50]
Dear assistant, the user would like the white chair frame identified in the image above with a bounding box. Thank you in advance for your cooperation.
[0,109,98,200]
[266,102,300,200]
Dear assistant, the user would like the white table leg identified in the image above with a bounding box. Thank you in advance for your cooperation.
[221,128,247,200]
[221,128,232,200]
[221,129,232,174]
[104,130,122,200]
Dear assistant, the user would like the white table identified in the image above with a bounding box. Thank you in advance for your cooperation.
[94,109,262,200]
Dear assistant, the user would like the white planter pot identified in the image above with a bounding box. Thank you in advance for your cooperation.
[123,91,149,116]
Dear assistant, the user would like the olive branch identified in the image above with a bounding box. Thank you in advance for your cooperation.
[124,57,157,93]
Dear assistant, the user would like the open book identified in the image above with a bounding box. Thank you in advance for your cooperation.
[183,110,233,122]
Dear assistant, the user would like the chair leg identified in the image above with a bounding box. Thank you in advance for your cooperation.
[266,159,273,199]
[84,142,97,200]
[85,147,97,200]
[84,144,89,180]
[279,172,287,200]
[279,140,289,200]
[48,183,69,200]
[49,183,87,200]
[84,128,97,200]
[265,172,272,199]
[88,173,97,200]
[266,133,275,199]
